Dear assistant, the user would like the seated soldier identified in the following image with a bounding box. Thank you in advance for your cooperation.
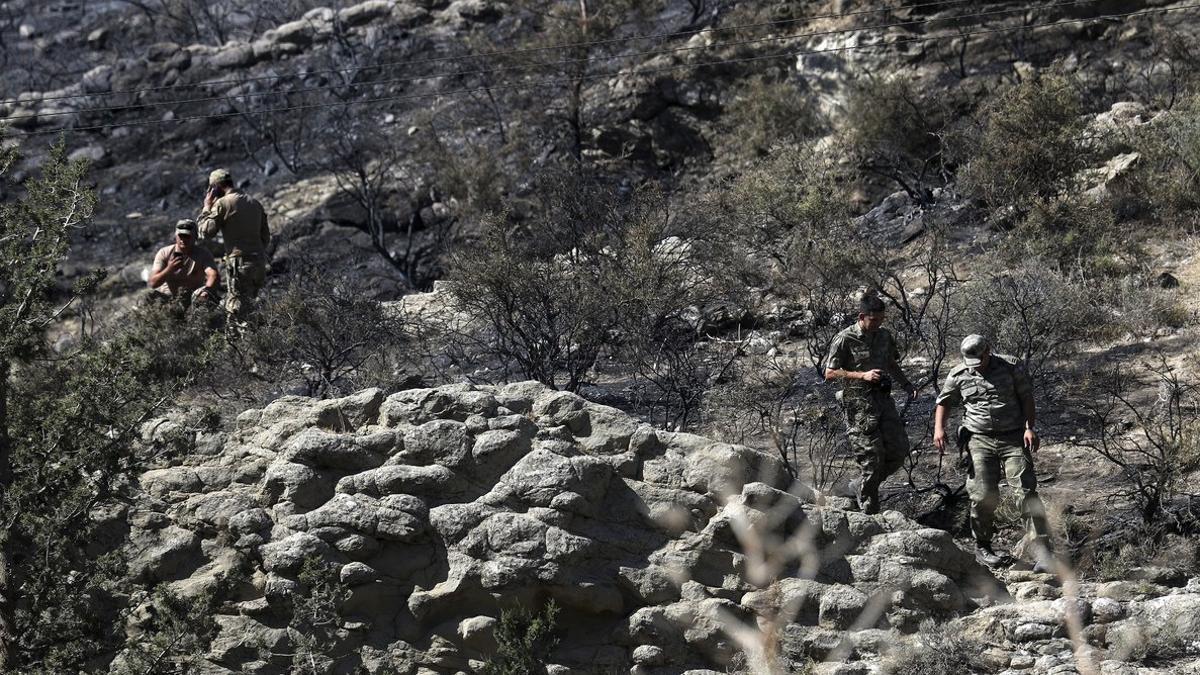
[147,219,220,309]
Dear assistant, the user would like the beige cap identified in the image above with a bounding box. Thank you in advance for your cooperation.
[961,334,990,367]
[208,168,232,186]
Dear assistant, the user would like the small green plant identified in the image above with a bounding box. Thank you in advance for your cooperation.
[481,599,562,675]
[287,557,349,675]
[112,569,244,675]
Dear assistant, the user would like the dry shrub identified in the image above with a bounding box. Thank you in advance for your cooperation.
[840,74,954,204]
[958,260,1106,394]
[722,73,822,158]
[956,73,1088,219]
[882,621,987,675]
[1131,90,1200,230]
[1075,360,1200,526]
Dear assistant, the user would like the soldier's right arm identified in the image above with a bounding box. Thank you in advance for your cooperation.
[147,248,173,289]
[822,334,843,380]
[822,333,863,382]
[198,197,226,240]
[932,370,962,452]
[934,370,963,409]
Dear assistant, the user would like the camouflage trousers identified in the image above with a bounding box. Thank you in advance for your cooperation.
[965,429,1051,548]
[222,254,266,318]
[842,389,910,508]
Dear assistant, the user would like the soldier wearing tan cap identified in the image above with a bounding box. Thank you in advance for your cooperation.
[934,334,1053,572]
[198,168,271,319]
[147,218,220,309]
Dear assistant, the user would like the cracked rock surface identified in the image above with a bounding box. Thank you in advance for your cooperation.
[127,382,1015,674]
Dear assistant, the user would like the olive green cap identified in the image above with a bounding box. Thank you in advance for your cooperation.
[175,218,197,235]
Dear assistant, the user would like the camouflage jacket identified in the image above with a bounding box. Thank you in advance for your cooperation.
[936,354,1034,434]
[824,323,908,398]
[199,190,270,257]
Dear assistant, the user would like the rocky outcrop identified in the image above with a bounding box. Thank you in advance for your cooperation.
[127,383,1004,674]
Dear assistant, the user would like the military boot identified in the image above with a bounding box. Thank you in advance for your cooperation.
[975,543,1005,567]
[856,484,880,516]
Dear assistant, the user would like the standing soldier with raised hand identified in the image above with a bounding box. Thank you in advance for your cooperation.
[198,168,271,322]
[933,335,1054,572]
[824,294,920,515]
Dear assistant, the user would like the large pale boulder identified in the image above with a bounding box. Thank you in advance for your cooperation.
[128,383,1001,674]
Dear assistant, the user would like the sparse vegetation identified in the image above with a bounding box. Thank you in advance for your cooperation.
[239,271,409,398]
[4,0,1200,672]
[1075,359,1200,526]
[1132,90,1200,230]
[882,621,988,675]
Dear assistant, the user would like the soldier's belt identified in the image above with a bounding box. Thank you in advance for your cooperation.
[224,251,265,261]
[967,427,1025,438]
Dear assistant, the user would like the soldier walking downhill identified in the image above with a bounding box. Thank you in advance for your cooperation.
[198,168,270,320]
[824,294,919,514]
[933,335,1054,572]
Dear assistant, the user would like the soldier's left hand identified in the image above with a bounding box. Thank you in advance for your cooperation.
[1024,429,1040,453]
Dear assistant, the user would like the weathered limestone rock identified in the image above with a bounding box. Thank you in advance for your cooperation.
[131,383,1002,674]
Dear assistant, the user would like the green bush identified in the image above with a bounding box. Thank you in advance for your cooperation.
[112,568,246,675]
[1131,91,1200,229]
[286,557,350,675]
[841,74,954,203]
[1010,194,1136,278]
[722,73,821,158]
[0,142,223,672]
[482,600,561,675]
[957,73,1088,218]
[5,315,221,673]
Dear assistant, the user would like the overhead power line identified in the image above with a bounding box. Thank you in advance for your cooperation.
[0,0,1108,123]
[10,2,1196,138]
[0,0,995,108]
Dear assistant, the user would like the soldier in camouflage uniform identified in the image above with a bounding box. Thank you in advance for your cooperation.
[198,168,271,320]
[933,335,1053,571]
[824,295,919,515]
